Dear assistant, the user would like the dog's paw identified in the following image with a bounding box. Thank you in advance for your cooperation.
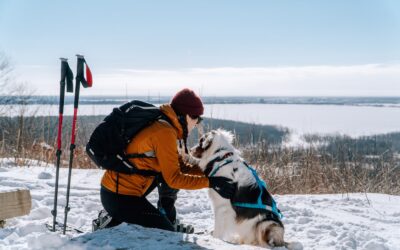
[284,241,303,250]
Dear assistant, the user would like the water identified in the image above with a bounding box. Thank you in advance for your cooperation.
[2,104,400,138]
[205,104,400,136]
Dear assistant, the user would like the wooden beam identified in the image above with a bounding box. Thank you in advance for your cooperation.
[0,189,32,221]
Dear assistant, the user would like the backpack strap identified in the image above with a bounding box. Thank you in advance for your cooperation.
[115,154,159,176]
[87,146,159,176]
[125,151,156,158]
[124,113,172,159]
[158,113,173,127]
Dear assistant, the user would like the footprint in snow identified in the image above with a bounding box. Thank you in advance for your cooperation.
[38,171,53,179]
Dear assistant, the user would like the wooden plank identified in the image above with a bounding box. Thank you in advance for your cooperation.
[0,189,32,220]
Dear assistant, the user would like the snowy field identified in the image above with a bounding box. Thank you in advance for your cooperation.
[0,160,399,250]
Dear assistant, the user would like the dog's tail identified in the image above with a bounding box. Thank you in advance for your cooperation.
[256,220,285,247]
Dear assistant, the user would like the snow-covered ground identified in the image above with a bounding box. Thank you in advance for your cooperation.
[0,160,399,250]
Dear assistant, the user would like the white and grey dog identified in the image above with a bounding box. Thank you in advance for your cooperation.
[190,129,285,248]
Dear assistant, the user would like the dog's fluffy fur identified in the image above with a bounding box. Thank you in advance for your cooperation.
[190,129,285,247]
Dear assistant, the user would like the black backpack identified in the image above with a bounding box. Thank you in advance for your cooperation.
[86,100,171,176]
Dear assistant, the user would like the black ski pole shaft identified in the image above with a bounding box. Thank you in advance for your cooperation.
[63,54,85,234]
[52,58,72,232]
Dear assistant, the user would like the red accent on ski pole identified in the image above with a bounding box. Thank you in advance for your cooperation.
[85,64,93,87]
[57,113,63,150]
[70,108,78,145]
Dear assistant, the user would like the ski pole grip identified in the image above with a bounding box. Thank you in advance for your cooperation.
[60,58,68,85]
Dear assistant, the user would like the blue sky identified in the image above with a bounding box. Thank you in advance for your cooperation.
[0,0,399,96]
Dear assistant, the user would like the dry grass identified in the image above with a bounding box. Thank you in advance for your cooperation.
[1,113,399,195]
[242,143,400,195]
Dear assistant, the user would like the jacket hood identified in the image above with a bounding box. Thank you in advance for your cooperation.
[159,104,184,139]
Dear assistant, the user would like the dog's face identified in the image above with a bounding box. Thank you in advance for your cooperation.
[191,129,234,160]
[191,131,215,159]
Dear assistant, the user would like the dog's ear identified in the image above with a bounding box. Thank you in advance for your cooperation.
[203,133,214,150]
[217,129,235,144]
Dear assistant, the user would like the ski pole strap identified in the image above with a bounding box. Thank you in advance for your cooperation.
[76,55,92,88]
[60,58,74,93]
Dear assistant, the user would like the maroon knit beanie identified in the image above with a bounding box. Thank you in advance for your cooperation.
[170,88,204,116]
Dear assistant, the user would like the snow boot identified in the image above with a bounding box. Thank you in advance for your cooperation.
[92,210,119,232]
[173,219,194,234]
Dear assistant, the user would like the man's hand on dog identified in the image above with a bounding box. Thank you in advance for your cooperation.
[208,176,236,199]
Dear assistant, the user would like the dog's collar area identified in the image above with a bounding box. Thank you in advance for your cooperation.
[208,159,233,177]
[213,147,228,154]
[204,151,234,177]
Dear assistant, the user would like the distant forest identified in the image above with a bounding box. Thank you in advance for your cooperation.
[0,115,289,153]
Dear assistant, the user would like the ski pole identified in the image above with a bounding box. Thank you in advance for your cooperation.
[51,58,73,232]
[63,54,92,234]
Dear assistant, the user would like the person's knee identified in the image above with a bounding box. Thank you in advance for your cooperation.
[158,184,179,199]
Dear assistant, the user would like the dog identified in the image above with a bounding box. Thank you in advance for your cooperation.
[190,129,285,248]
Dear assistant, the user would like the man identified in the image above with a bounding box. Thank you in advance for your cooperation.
[98,88,236,232]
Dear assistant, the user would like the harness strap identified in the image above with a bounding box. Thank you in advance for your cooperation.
[203,152,283,220]
[232,202,275,212]
[232,163,283,219]
[204,151,234,176]
[209,159,234,177]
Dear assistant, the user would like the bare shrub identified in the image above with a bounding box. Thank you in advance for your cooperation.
[243,139,400,195]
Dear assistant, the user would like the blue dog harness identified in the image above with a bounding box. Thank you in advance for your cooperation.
[232,163,283,219]
[208,153,283,220]
[208,159,234,177]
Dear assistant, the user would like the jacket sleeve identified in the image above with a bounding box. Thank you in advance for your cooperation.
[154,129,209,190]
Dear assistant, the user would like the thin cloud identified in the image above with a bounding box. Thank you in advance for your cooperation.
[14,64,400,96]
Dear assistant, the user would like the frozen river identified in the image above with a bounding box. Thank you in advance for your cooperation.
[2,103,400,137]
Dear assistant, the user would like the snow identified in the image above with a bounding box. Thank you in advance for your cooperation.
[0,161,399,250]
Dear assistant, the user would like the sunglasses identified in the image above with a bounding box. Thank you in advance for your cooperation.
[190,115,203,124]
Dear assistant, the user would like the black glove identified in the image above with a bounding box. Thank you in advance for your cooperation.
[208,176,236,199]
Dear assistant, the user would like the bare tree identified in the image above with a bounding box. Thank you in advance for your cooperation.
[0,52,15,115]
[0,52,19,115]
[0,53,12,83]
[0,52,36,159]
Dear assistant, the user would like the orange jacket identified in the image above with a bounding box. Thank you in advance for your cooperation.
[101,104,209,196]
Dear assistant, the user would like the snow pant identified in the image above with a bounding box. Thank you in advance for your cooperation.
[100,175,178,231]
[157,179,178,224]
